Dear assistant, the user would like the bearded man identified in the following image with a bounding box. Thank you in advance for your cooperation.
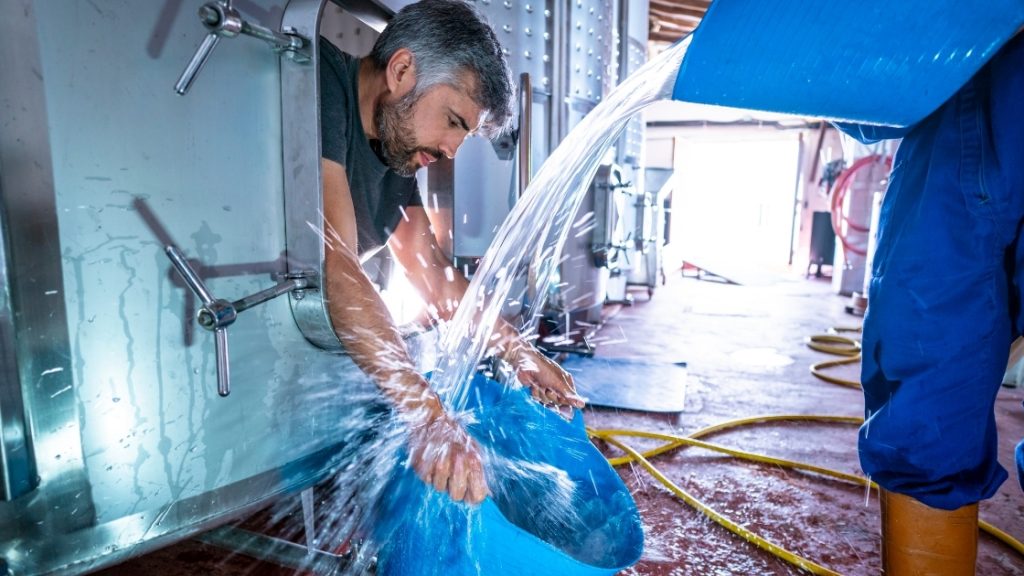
[318,0,583,505]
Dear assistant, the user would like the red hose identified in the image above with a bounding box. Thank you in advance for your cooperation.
[830,155,892,258]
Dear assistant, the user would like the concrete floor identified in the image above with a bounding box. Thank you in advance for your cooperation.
[94,270,1024,575]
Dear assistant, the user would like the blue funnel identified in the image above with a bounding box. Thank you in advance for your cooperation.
[672,1,1024,127]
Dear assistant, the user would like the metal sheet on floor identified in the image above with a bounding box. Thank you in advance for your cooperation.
[560,356,687,413]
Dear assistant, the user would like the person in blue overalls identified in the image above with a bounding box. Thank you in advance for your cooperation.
[837,30,1023,575]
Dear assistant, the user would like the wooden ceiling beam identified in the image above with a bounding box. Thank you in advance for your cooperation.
[648,1,707,20]
[649,10,703,29]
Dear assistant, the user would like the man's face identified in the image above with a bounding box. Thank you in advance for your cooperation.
[375,80,484,177]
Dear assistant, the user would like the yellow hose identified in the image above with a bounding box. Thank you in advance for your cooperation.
[588,418,1024,573]
[586,327,1024,573]
[808,328,862,389]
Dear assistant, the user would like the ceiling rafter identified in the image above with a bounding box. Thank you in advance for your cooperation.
[648,0,710,46]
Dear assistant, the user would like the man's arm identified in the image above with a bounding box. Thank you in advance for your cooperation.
[388,205,585,409]
[321,158,487,503]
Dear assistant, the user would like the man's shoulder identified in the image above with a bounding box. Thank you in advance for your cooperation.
[318,37,357,71]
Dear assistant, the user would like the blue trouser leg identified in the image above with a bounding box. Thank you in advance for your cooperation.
[859,33,1024,510]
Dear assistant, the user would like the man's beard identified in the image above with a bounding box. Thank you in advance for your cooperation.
[374,91,443,177]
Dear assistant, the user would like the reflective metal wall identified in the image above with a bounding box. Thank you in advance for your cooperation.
[0,1,381,574]
[448,0,555,263]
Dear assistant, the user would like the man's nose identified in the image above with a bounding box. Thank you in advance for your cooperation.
[441,133,467,159]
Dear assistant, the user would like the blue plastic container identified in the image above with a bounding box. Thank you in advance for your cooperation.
[374,373,644,576]
[673,0,1024,127]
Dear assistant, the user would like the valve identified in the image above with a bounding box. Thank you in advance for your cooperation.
[165,245,313,396]
[175,0,308,95]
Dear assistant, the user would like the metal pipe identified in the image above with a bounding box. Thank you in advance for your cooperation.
[174,33,221,95]
[233,276,311,313]
[215,329,230,396]
[165,246,216,305]
[240,18,304,51]
[518,72,533,198]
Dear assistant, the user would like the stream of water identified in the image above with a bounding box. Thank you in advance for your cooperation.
[433,37,691,411]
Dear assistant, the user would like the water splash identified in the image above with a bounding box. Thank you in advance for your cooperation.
[432,37,691,411]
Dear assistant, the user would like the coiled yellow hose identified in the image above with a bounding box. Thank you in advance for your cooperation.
[808,328,862,389]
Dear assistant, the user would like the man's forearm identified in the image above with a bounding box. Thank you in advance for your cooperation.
[324,248,442,417]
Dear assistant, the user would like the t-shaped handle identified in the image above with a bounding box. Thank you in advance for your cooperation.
[166,246,234,396]
[175,0,308,95]
[165,245,314,397]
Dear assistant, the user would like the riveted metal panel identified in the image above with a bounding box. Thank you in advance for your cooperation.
[448,0,555,261]
[565,0,615,105]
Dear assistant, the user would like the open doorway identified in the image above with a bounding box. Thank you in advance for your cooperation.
[667,132,801,285]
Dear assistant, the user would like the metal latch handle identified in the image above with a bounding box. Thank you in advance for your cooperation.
[165,245,312,396]
[174,0,308,95]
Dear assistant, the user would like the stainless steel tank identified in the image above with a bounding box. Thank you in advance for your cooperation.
[0,1,427,574]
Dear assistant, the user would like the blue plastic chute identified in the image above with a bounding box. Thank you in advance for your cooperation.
[374,373,644,576]
[672,1,1024,127]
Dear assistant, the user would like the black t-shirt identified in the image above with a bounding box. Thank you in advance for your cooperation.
[319,37,423,258]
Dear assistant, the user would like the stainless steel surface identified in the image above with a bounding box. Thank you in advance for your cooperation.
[617,37,646,165]
[327,0,395,33]
[517,72,533,198]
[480,0,551,91]
[11,446,342,576]
[281,0,344,350]
[566,0,615,104]
[449,0,554,262]
[301,486,316,550]
[321,3,382,55]
[0,0,96,537]
[0,178,36,502]
[0,1,383,573]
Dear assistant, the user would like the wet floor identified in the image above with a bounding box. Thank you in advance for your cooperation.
[95,269,1024,575]
[586,270,1024,576]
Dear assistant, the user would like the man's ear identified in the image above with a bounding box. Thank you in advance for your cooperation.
[385,48,416,98]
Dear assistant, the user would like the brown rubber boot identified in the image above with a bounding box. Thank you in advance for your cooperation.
[880,489,978,575]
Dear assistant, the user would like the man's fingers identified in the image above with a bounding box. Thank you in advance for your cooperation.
[466,456,488,504]
[449,452,468,502]
[565,391,587,408]
[432,450,452,494]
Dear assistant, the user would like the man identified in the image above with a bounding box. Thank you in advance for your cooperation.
[837,31,1023,574]
[318,0,584,505]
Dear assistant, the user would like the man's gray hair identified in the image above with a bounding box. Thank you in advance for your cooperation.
[369,0,515,136]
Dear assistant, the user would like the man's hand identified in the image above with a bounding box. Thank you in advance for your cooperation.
[509,345,586,410]
[405,399,489,504]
